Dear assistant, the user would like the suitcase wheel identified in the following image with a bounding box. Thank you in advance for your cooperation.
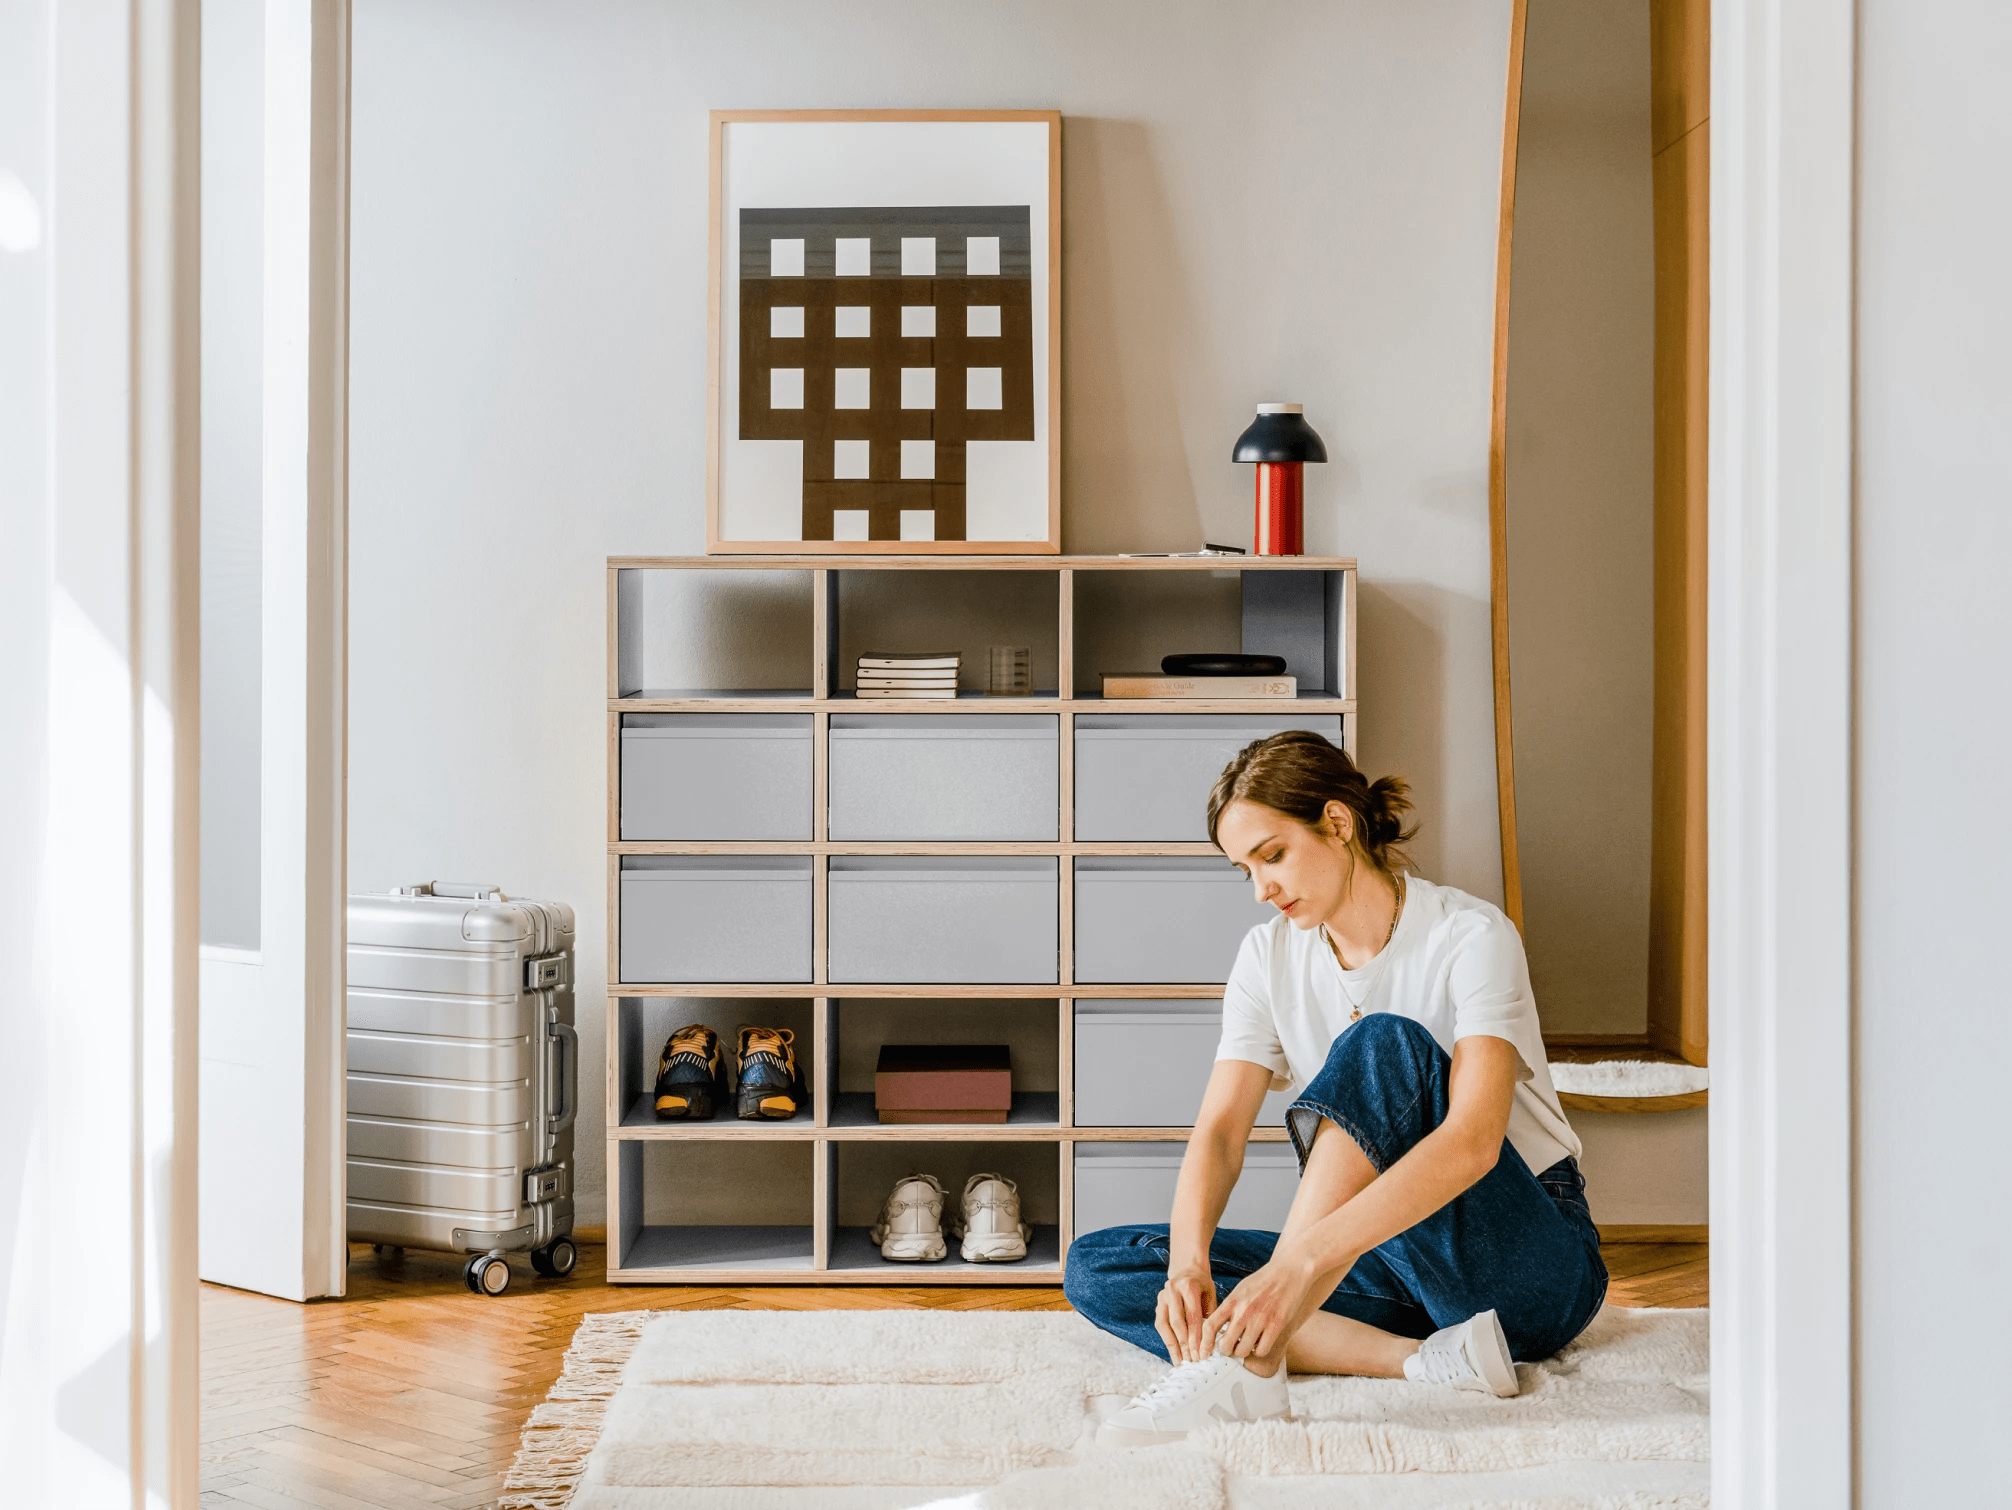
[464,1253,511,1296]
[531,1236,579,1280]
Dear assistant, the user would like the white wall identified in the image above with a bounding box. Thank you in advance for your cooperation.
[346,0,1516,1221]
[1855,0,2012,1497]
[1503,0,1656,1037]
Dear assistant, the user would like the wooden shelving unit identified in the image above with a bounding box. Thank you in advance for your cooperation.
[605,554,1357,1284]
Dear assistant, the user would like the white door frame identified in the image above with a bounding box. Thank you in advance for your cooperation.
[1709,0,1857,1503]
[195,0,351,1303]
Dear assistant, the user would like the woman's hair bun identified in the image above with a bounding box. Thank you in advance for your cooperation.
[1205,731,1418,870]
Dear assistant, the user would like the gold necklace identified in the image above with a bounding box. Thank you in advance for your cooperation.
[1329,873,1406,1022]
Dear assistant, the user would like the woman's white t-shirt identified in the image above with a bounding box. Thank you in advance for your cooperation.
[1215,874,1581,1175]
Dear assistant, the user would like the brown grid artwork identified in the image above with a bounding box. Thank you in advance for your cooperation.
[739,206,1036,543]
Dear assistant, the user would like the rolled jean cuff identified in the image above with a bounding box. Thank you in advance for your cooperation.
[1287,1097,1395,1175]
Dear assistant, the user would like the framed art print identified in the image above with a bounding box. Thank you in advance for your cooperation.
[706,110,1061,554]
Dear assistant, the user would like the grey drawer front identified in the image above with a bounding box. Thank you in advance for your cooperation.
[828,857,1058,983]
[1071,1142,1301,1239]
[1073,1002,1295,1127]
[621,714,813,841]
[345,1028,529,1082]
[619,856,814,983]
[829,715,1058,841]
[1074,715,1343,841]
[345,986,527,1040]
[1073,857,1275,983]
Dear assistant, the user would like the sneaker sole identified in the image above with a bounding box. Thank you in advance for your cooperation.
[1472,1310,1520,1398]
[959,1234,1027,1262]
[654,1092,716,1120]
[874,1235,946,1261]
[737,1091,798,1120]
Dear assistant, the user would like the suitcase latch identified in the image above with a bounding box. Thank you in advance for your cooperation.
[524,1165,570,1204]
[525,954,568,989]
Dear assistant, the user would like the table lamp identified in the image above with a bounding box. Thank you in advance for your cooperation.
[1232,403,1328,555]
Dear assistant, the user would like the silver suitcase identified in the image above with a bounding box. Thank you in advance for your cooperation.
[345,881,578,1295]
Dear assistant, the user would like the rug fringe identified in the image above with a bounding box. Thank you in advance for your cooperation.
[498,1311,656,1509]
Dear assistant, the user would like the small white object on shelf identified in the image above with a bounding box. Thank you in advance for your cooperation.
[1549,1060,1709,1098]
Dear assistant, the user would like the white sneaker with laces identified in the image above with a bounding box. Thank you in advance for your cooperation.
[957,1172,1032,1262]
[870,1173,947,1261]
[1402,1309,1520,1397]
[1097,1353,1292,1448]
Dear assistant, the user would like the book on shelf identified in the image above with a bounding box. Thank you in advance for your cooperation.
[1101,673,1298,700]
[859,650,960,670]
[856,675,960,688]
[855,686,959,699]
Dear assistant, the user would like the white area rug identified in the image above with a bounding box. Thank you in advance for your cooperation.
[1549,1060,1710,1098]
[502,1307,1709,1509]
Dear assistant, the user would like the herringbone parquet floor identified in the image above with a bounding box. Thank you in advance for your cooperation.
[199,1235,1707,1510]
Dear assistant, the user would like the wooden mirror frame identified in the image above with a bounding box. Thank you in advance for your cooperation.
[1486,0,1710,1064]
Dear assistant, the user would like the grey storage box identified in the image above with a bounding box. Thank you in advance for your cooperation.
[829,714,1058,840]
[1074,714,1344,841]
[1072,1142,1300,1239]
[1074,1001,1294,1127]
[829,856,1058,984]
[1074,857,1275,983]
[619,855,812,983]
[621,714,812,841]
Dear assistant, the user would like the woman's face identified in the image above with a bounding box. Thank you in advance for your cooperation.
[1215,798,1355,929]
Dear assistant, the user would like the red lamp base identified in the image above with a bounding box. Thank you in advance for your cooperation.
[1253,461,1304,555]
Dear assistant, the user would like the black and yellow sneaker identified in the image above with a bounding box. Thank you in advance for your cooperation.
[735,1025,805,1120]
[654,1024,727,1120]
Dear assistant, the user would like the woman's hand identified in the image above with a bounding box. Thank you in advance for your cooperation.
[1155,1263,1218,1363]
[1210,1244,1329,1365]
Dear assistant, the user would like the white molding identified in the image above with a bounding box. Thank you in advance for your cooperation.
[1710,0,1857,1504]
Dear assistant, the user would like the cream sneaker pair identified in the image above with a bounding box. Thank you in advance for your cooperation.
[868,1172,1032,1263]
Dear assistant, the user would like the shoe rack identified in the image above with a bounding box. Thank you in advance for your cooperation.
[604,555,1357,1285]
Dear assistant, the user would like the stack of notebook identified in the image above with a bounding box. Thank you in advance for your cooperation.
[856,650,960,700]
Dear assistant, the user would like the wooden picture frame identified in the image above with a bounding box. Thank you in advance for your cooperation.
[706,109,1063,556]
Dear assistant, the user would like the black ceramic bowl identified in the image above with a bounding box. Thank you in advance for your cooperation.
[1161,653,1289,677]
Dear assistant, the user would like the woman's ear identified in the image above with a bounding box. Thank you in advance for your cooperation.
[1324,799,1354,845]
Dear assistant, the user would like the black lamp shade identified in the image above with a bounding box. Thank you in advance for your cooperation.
[1231,407,1328,464]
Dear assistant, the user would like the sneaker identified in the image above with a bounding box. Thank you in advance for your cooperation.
[735,1025,804,1120]
[653,1024,726,1120]
[1097,1354,1292,1448]
[956,1172,1032,1262]
[870,1173,948,1261]
[1402,1309,1520,1397]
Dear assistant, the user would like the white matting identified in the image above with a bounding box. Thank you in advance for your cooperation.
[502,1307,1708,1510]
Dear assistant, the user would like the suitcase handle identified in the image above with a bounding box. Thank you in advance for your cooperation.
[548,1021,578,1134]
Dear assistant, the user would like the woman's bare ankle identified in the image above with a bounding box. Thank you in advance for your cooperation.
[1240,1351,1285,1379]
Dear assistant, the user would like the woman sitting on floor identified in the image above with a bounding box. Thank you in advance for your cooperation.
[1065,731,1607,1447]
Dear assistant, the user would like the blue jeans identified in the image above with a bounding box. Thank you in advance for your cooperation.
[1064,1013,1608,1363]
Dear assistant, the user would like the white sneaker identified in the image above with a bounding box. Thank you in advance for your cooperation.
[957,1172,1032,1262]
[1402,1309,1520,1397]
[870,1173,947,1261]
[1097,1354,1292,1448]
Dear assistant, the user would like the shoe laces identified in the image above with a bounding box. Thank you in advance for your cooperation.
[1409,1332,1477,1386]
[1131,1354,1237,1410]
[661,1025,716,1073]
[738,1025,795,1076]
